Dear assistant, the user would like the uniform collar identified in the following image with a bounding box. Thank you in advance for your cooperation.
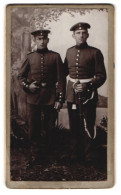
[37,48,48,53]
[75,42,88,49]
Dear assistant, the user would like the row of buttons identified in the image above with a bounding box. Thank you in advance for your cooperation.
[59,92,63,102]
[40,54,45,79]
[75,50,80,78]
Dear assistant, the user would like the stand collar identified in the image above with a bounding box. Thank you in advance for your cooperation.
[37,48,48,53]
[75,42,88,49]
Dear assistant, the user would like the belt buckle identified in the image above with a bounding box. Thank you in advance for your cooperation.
[41,82,47,87]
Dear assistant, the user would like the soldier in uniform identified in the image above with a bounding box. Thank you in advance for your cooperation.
[64,22,107,164]
[18,28,66,168]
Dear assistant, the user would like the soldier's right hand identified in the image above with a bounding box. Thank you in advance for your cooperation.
[74,83,87,92]
[28,81,39,93]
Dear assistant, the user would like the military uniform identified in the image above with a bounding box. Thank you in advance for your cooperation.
[64,22,106,163]
[18,29,66,165]
[19,48,65,106]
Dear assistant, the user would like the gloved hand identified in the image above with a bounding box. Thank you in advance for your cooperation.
[54,101,63,111]
[74,83,88,93]
[28,81,39,93]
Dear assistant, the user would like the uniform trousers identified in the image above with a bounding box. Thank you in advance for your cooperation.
[67,99,97,162]
[27,103,56,160]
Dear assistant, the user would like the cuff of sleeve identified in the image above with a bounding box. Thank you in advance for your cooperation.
[22,81,30,93]
[87,82,95,91]
[56,92,65,103]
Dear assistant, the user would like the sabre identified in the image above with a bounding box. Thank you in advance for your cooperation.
[73,80,96,139]
[73,80,85,132]
[55,109,59,128]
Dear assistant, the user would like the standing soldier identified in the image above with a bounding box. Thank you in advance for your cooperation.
[64,22,106,165]
[18,27,66,168]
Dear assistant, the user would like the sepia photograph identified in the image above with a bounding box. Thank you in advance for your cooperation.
[6,4,114,189]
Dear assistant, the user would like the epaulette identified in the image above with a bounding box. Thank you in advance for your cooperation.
[67,46,75,51]
[49,50,58,54]
[48,50,60,56]
[27,51,35,55]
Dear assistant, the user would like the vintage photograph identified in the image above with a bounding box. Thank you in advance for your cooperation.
[6,4,114,188]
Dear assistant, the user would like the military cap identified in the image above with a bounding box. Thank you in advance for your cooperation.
[31,29,50,37]
[70,22,91,31]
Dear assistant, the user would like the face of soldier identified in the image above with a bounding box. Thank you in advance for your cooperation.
[73,29,89,45]
[35,36,49,49]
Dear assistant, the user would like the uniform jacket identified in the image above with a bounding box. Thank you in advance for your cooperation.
[18,48,66,105]
[64,42,107,103]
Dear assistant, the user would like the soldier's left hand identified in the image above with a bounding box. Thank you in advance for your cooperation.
[54,102,63,111]
[75,83,87,92]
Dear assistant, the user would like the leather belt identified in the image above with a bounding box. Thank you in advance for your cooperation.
[34,81,55,88]
[68,76,93,83]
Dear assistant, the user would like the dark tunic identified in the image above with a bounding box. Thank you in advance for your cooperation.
[64,42,106,103]
[18,48,66,105]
